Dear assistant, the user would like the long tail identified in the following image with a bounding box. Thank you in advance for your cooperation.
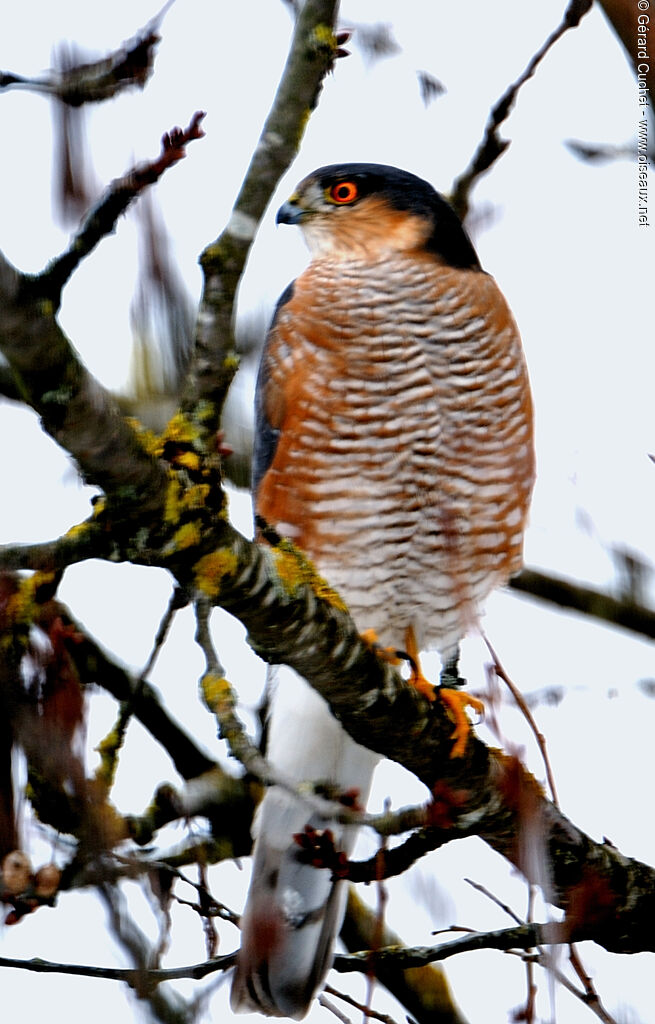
[231,667,378,1019]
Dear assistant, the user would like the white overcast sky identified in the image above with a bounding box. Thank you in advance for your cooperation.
[0,2,654,1023]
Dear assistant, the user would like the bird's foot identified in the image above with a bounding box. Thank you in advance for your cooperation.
[405,654,481,757]
[437,650,484,757]
[439,687,484,758]
[360,628,403,666]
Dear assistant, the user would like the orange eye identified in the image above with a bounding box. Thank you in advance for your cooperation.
[329,181,359,204]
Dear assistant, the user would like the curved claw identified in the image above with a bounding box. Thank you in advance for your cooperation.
[440,689,485,758]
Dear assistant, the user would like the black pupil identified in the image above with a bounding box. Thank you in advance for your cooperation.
[336,185,351,199]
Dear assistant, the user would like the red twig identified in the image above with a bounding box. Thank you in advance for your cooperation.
[481,632,559,807]
[131,112,206,188]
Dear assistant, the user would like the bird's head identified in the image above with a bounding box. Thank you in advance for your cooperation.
[276,162,481,269]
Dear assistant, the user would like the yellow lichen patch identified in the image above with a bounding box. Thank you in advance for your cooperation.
[91,497,107,519]
[194,548,239,598]
[223,353,240,373]
[125,418,163,458]
[172,450,201,473]
[64,520,90,542]
[181,483,211,511]
[5,571,57,626]
[163,411,201,447]
[164,473,184,524]
[311,23,337,51]
[200,671,234,713]
[172,520,202,552]
[195,399,217,424]
[273,541,347,612]
[94,719,127,792]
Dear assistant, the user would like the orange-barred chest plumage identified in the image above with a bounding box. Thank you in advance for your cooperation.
[256,249,534,655]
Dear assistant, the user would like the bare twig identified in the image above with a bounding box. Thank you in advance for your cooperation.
[319,994,355,1024]
[481,631,559,807]
[43,111,206,301]
[568,945,617,1024]
[98,881,193,1024]
[181,0,342,435]
[340,890,469,1024]
[324,984,399,1024]
[139,586,189,683]
[464,877,523,926]
[510,566,655,641]
[450,0,594,218]
[0,949,236,984]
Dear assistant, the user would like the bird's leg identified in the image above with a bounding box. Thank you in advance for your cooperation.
[402,625,438,702]
[440,647,466,688]
[405,629,484,759]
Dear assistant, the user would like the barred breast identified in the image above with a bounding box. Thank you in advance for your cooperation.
[256,251,535,657]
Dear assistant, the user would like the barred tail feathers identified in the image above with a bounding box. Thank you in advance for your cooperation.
[231,666,378,1018]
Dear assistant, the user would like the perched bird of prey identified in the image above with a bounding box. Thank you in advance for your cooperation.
[231,163,535,1018]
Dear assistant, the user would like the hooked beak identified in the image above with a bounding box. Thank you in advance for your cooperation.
[276,197,306,225]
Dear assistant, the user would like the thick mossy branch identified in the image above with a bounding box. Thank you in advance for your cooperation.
[196,521,655,957]
[181,0,341,430]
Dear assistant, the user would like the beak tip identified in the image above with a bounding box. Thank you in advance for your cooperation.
[276,200,303,226]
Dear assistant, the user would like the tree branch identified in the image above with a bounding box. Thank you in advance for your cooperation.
[335,920,568,973]
[181,0,342,436]
[450,0,594,218]
[40,596,217,783]
[197,522,655,957]
[43,112,206,301]
[340,889,470,1024]
[0,6,169,105]
[509,566,655,640]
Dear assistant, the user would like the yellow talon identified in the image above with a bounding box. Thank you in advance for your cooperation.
[360,628,403,666]
[439,688,485,758]
[404,626,483,758]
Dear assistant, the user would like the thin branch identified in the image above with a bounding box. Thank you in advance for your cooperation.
[0,3,173,105]
[324,985,400,1024]
[0,520,109,573]
[318,994,355,1024]
[139,585,189,682]
[567,945,617,1024]
[0,950,236,984]
[42,598,216,782]
[482,631,559,807]
[181,0,343,435]
[450,0,594,218]
[340,890,469,1024]
[464,877,523,926]
[43,111,206,301]
[335,920,568,973]
[509,566,655,640]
